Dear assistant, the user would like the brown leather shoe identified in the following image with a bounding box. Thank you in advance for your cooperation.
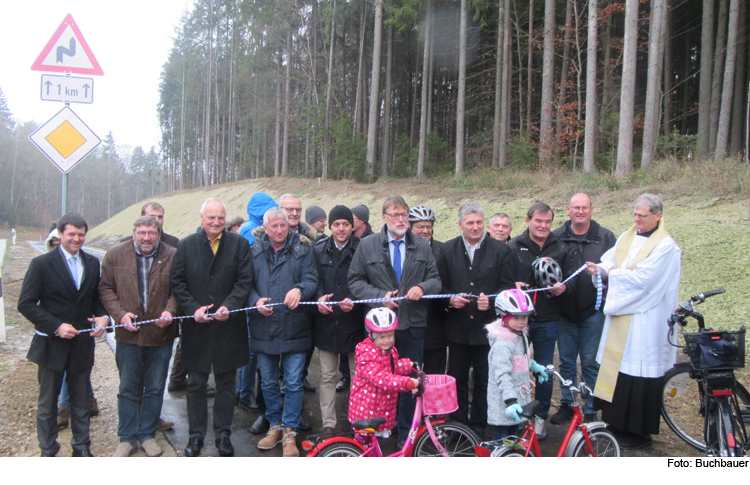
[57,406,70,429]
[257,424,283,450]
[282,428,299,457]
[157,418,174,431]
[89,397,100,417]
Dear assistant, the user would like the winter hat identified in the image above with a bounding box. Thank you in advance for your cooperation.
[351,204,370,224]
[328,205,354,227]
[305,205,327,225]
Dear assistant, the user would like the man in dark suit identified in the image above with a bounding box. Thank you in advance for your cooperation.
[18,213,109,457]
[436,202,515,438]
[170,198,254,457]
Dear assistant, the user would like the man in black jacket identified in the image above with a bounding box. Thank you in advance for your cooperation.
[170,198,254,457]
[18,213,109,457]
[408,205,447,375]
[347,196,441,444]
[437,202,515,437]
[508,202,578,439]
[312,205,364,436]
[550,193,615,424]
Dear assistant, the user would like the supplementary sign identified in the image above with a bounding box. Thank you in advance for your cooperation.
[31,14,104,76]
[29,106,101,173]
[40,74,94,104]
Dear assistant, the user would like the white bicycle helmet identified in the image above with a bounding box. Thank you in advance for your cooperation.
[495,289,535,317]
[365,307,398,334]
[531,257,563,287]
[408,205,436,223]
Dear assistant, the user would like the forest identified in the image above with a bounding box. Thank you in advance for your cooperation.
[155,0,750,189]
[1,0,748,227]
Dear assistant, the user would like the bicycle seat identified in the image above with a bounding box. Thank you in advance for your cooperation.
[520,401,543,420]
[352,417,386,431]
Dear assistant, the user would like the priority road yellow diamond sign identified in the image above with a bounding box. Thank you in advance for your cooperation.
[29,106,100,173]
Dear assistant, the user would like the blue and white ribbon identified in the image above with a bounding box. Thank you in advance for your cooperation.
[39,263,600,336]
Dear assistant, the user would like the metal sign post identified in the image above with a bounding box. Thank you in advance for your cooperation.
[31,14,103,216]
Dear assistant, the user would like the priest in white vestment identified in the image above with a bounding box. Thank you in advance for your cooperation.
[585,193,681,449]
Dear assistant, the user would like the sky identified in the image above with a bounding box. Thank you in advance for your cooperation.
[0,0,193,151]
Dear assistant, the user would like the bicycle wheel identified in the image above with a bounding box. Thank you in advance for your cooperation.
[492,443,537,457]
[735,381,750,426]
[661,365,707,452]
[569,428,621,457]
[411,421,481,457]
[316,441,364,457]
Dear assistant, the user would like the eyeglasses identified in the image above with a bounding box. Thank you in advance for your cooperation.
[135,231,159,238]
[570,206,591,212]
[281,207,302,213]
[632,212,654,219]
[385,212,409,220]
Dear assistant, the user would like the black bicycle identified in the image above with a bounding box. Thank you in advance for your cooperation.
[660,288,749,456]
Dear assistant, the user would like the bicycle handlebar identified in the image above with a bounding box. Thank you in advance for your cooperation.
[668,288,725,334]
[692,287,725,303]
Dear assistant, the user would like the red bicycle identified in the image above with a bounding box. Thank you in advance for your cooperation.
[475,365,621,457]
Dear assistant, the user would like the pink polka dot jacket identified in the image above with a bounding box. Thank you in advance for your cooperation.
[348,337,413,431]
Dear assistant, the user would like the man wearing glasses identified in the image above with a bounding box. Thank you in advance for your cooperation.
[348,196,441,446]
[278,194,322,243]
[586,193,681,449]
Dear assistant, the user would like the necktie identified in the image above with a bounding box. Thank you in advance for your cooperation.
[392,240,402,283]
[69,256,79,290]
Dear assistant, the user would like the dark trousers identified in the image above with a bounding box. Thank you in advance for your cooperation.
[186,369,236,440]
[448,342,490,434]
[169,338,188,385]
[395,329,423,441]
[37,365,91,455]
[423,346,447,375]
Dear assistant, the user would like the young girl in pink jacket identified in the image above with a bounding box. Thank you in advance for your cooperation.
[348,308,419,432]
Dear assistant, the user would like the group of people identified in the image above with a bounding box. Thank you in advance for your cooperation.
[17,190,681,457]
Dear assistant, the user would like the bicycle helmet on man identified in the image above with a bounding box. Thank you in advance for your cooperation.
[408,205,436,223]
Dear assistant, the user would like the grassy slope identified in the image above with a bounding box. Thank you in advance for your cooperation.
[86,173,750,338]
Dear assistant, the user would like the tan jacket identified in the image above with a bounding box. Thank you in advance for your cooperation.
[99,240,179,346]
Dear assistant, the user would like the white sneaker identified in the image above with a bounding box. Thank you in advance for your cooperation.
[535,417,548,441]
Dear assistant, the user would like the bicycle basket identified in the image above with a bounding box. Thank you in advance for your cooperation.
[422,374,459,415]
[683,327,745,369]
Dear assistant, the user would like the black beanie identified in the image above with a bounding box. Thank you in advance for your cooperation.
[351,204,370,224]
[328,205,354,227]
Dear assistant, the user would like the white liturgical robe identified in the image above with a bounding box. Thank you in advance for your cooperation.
[595,232,682,378]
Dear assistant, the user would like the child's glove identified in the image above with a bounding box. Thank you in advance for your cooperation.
[505,403,524,423]
[530,360,548,384]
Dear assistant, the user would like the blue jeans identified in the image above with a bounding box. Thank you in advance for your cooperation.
[236,329,258,401]
[528,320,558,419]
[257,352,305,429]
[115,342,173,444]
[558,311,605,414]
[395,329,423,441]
[493,424,519,440]
[58,373,94,408]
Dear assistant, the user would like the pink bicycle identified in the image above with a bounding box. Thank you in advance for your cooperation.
[303,369,480,457]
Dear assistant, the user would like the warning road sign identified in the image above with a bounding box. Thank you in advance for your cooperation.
[29,106,101,173]
[31,14,103,76]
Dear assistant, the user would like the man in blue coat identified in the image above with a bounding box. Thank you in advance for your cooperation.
[248,206,318,457]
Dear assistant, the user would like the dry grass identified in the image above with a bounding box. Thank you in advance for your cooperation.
[84,158,750,342]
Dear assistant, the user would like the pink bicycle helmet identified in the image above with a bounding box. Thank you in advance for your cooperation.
[495,289,535,317]
[365,307,398,334]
